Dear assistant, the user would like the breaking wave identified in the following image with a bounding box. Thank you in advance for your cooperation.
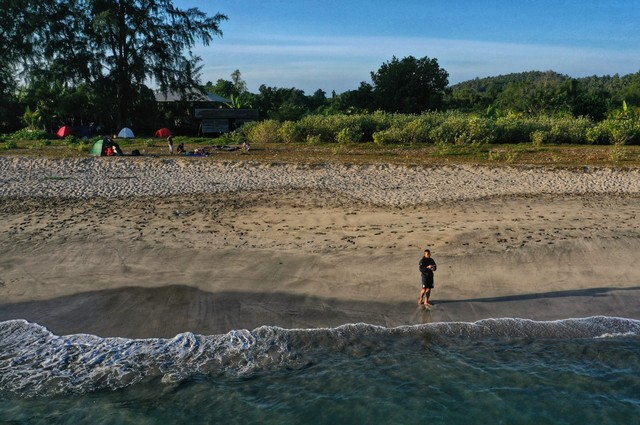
[1,316,638,397]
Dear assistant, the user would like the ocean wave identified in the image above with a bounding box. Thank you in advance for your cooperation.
[1,316,638,397]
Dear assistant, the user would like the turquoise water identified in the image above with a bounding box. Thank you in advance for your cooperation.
[1,317,639,424]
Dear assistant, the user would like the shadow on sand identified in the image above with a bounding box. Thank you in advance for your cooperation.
[1,285,639,338]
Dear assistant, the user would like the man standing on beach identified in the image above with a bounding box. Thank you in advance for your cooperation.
[168,136,174,155]
[418,249,437,307]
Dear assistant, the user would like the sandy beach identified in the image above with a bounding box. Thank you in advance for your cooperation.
[1,157,639,338]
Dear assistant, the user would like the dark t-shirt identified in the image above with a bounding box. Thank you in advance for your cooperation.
[419,257,436,274]
[419,257,437,287]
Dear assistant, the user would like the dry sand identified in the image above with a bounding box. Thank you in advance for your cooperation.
[1,157,639,338]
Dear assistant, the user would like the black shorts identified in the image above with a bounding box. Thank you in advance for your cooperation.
[421,274,434,289]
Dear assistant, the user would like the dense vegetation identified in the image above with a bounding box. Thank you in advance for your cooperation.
[239,107,640,147]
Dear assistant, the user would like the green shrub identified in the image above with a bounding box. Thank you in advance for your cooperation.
[488,148,517,163]
[64,135,81,146]
[403,115,437,144]
[245,120,282,144]
[295,115,336,143]
[464,115,497,144]
[431,114,469,144]
[607,119,640,145]
[495,114,544,144]
[10,128,50,141]
[336,127,363,144]
[278,121,304,143]
[434,140,454,156]
[215,131,244,145]
[585,118,640,145]
[371,113,443,145]
[373,127,407,145]
[2,140,18,150]
[530,130,550,146]
[33,139,52,148]
[586,124,609,145]
[306,134,322,145]
[354,114,387,141]
[74,141,88,152]
[544,116,592,144]
[429,113,495,145]
[609,144,628,161]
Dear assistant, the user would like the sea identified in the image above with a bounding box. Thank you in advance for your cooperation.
[1,316,639,424]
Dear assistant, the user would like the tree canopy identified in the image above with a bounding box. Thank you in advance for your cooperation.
[2,0,227,129]
[370,56,449,114]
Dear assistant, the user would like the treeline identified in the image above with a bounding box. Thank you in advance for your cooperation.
[208,69,640,123]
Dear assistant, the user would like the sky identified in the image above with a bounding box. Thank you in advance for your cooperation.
[175,0,640,94]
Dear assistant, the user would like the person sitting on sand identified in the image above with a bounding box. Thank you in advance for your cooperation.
[418,249,437,307]
[176,143,185,154]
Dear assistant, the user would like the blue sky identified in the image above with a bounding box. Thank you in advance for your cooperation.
[176,0,640,94]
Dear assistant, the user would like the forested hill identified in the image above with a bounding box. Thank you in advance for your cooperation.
[450,70,639,94]
[451,71,567,91]
[447,70,640,119]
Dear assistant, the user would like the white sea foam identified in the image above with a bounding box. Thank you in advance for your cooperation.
[1,317,638,397]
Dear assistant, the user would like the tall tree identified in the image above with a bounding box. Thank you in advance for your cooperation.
[0,0,39,127]
[7,0,227,128]
[91,0,227,126]
[230,69,248,95]
[370,55,449,114]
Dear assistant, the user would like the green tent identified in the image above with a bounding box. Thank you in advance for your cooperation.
[90,138,123,156]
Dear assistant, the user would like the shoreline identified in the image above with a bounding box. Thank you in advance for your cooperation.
[1,158,640,337]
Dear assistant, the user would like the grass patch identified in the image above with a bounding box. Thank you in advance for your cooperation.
[2,136,640,168]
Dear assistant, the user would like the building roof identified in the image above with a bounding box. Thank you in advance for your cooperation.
[155,90,232,103]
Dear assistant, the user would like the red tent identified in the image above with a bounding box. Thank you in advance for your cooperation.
[155,128,171,138]
[56,126,74,138]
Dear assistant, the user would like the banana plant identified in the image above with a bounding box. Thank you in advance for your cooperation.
[22,106,42,131]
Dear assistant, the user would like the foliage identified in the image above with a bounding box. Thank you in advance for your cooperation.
[9,128,50,141]
[336,127,363,145]
[22,106,42,131]
[4,0,227,129]
[74,141,88,152]
[64,135,81,146]
[216,130,245,145]
[528,116,593,146]
[488,148,517,163]
[370,56,449,114]
[244,120,282,144]
[2,140,18,150]
[428,113,496,145]
[447,70,640,121]
[205,70,254,110]
[254,85,311,120]
[609,145,628,161]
